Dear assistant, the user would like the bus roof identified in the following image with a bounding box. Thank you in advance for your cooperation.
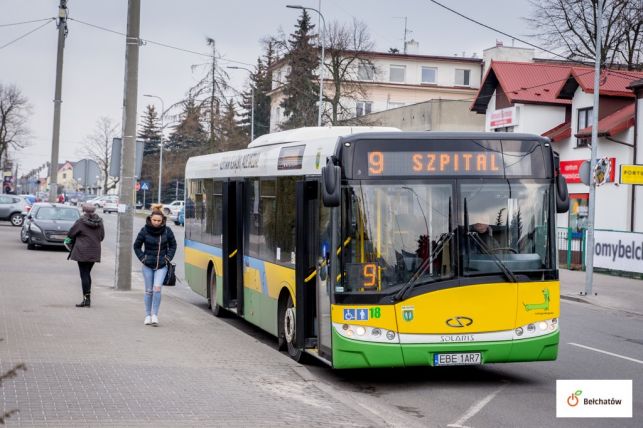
[185,126,400,179]
[247,126,401,148]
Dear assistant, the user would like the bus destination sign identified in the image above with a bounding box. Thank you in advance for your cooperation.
[367,151,503,176]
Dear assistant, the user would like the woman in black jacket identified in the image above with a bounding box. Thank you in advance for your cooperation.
[133,204,177,326]
[67,203,105,308]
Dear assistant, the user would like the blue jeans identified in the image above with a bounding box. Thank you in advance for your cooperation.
[142,265,168,316]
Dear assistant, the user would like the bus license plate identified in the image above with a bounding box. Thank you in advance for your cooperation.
[433,352,481,366]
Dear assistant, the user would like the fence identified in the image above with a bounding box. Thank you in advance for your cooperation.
[557,228,586,270]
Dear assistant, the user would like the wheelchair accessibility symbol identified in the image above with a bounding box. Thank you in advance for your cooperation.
[343,309,356,321]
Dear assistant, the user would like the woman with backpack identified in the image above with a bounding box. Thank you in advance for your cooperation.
[133,204,177,326]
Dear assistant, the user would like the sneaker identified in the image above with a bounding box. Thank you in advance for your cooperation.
[151,315,159,326]
[144,316,152,325]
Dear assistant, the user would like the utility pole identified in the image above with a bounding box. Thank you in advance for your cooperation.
[584,0,603,296]
[48,0,68,203]
[115,0,141,291]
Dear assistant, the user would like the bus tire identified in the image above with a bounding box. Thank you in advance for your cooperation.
[281,294,303,362]
[208,266,224,317]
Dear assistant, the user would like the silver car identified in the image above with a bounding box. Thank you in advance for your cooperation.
[0,194,28,226]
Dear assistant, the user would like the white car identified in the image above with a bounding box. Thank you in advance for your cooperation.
[162,200,184,216]
[103,197,119,214]
[87,196,116,208]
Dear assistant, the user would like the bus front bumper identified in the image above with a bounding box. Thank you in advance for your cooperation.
[331,329,559,369]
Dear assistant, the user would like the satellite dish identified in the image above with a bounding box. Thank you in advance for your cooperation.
[579,160,591,185]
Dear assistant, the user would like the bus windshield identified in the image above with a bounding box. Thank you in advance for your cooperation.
[339,181,454,293]
[461,180,551,278]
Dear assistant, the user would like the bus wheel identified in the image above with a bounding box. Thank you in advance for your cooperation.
[209,267,224,317]
[282,294,303,361]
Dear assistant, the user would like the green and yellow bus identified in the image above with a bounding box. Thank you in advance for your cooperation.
[183,127,570,368]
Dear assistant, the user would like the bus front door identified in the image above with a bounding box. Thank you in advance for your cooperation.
[295,180,319,353]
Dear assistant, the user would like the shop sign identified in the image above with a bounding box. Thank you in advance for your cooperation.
[560,158,615,184]
[590,230,643,274]
[619,164,643,185]
[488,106,518,129]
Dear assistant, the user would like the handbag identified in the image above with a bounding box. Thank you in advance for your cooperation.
[162,229,176,286]
[163,258,176,286]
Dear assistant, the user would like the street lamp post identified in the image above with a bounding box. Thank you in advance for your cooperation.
[286,4,325,127]
[143,94,165,203]
[227,66,255,142]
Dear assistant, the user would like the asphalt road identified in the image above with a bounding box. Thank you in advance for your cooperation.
[4,213,642,427]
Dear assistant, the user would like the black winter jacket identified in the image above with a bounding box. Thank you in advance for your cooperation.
[133,217,177,269]
[68,214,105,262]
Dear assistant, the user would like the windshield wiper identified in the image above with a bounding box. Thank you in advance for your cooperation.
[468,232,518,283]
[394,232,454,301]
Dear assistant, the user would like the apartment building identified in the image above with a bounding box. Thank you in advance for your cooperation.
[268,44,482,131]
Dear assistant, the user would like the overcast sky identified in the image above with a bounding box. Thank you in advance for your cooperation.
[2,0,539,176]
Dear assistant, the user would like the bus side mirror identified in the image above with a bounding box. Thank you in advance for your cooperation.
[555,174,569,213]
[321,160,341,207]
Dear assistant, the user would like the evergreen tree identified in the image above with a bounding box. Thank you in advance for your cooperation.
[280,10,319,129]
[138,104,162,155]
[166,97,207,152]
[239,42,276,140]
[219,100,247,152]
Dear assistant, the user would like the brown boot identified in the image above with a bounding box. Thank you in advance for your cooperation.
[75,294,91,308]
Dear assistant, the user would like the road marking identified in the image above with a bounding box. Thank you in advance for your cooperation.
[568,342,643,365]
[447,382,508,428]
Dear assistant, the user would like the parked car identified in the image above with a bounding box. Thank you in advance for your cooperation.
[103,197,119,214]
[66,192,88,206]
[22,203,80,250]
[87,195,117,208]
[0,194,29,226]
[162,200,184,216]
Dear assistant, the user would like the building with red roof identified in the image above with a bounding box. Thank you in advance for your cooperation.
[471,60,643,232]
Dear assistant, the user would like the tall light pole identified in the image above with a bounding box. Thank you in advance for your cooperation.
[286,4,326,127]
[143,94,165,203]
[227,66,255,142]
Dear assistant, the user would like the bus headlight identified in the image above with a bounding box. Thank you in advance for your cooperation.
[513,318,559,340]
[333,323,399,343]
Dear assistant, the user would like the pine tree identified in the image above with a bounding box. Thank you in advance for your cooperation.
[138,105,162,155]
[166,97,207,152]
[239,42,276,140]
[280,10,319,129]
[219,100,247,152]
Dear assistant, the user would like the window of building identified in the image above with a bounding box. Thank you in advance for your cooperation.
[421,67,437,84]
[494,126,514,132]
[357,63,375,81]
[576,107,593,147]
[62,173,66,179]
[356,101,373,117]
[455,69,471,86]
[389,65,406,83]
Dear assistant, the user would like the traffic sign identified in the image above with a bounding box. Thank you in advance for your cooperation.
[140,181,150,191]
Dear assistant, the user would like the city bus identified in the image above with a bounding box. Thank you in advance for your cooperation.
[183,127,570,369]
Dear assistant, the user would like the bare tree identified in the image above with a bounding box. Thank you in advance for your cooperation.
[188,37,231,152]
[322,19,376,124]
[0,83,31,169]
[527,0,643,70]
[81,117,120,193]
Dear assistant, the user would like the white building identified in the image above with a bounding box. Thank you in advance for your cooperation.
[472,61,643,233]
[268,46,483,131]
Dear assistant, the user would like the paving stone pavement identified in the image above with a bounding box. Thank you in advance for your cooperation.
[0,225,389,427]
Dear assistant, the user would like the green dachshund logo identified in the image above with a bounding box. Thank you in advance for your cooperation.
[524,288,550,311]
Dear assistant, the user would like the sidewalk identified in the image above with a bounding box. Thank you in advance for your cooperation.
[559,268,643,316]
[0,228,397,427]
